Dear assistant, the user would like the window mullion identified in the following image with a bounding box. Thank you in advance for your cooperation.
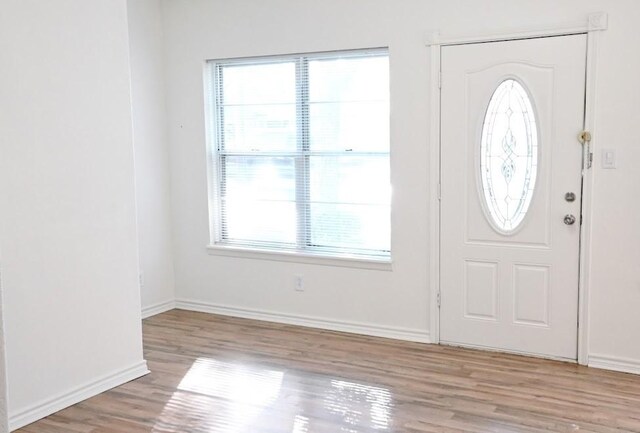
[295,57,310,250]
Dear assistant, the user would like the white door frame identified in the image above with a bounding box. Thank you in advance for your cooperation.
[426,12,608,365]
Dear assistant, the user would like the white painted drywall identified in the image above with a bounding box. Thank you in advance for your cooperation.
[127,0,176,314]
[586,4,640,364]
[161,0,640,366]
[0,0,146,427]
[162,0,433,336]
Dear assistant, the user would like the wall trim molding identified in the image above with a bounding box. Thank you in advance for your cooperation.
[141,299,176,319]
[9,361,149,431]
[175,299,431,344]
[425,12,608,46]
[576,11,607,366]
[589,354,640,375]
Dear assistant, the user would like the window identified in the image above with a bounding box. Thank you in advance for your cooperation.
[480,79,538,233]
[205,49,390,261]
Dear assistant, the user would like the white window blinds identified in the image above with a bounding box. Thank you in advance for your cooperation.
[206,49,390,260]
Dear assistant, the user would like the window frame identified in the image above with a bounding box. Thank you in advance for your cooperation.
[204,48,392,267]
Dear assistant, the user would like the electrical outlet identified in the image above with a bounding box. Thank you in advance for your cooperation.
[294,275,304,292]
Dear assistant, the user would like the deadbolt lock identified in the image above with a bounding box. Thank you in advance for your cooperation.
[565,192,576,202]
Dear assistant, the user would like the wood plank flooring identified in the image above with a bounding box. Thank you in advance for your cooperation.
[17,310,640,432]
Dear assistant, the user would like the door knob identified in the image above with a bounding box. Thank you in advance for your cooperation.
[564,214,576,225]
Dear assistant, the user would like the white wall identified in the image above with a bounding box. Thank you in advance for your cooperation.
[161,0,640,367]
[127,0,176,316]
[586,5,640,368]
[0,0,147,429]
[163,0,432,339]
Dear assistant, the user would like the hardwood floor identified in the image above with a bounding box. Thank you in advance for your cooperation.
[17,310,640,432]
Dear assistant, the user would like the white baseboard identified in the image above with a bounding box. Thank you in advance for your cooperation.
[141,299,175,319]
[588,354,640,375]
[174,299,431,344]
[9,361,150,431]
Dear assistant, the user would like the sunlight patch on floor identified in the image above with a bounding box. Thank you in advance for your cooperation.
[151,357,394,432]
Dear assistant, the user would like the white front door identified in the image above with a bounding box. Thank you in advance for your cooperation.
[440,35,587,360]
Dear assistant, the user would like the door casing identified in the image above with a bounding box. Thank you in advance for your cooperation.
[426,13,608,365]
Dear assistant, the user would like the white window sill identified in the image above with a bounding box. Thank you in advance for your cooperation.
[206,244,393,271]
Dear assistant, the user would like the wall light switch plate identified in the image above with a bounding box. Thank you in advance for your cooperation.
[601,149,617,169]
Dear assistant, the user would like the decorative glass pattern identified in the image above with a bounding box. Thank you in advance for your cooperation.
[480,79,538,232]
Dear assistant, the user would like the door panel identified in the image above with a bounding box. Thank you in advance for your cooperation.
[440,35,586,360]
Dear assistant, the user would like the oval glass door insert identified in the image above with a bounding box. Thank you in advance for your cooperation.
[480,79,538,233]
